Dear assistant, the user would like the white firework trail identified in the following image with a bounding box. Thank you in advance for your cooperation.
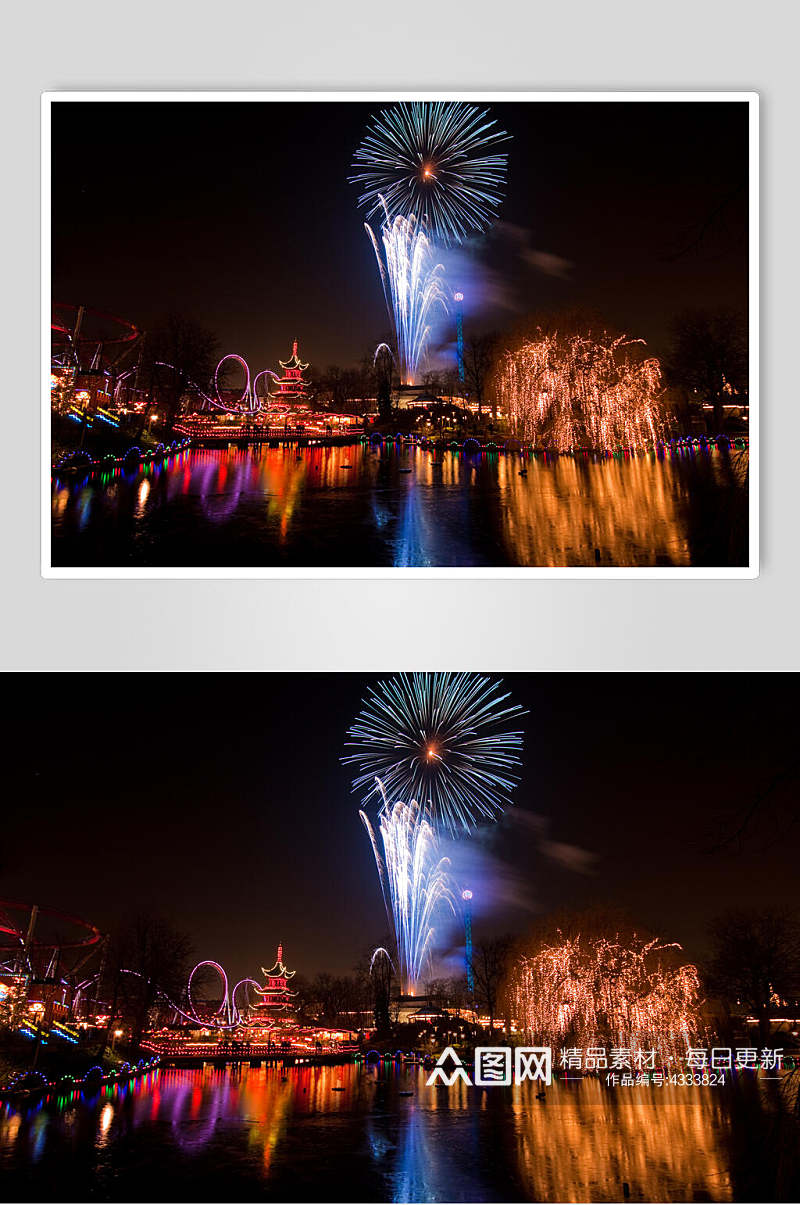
[361,782,455,994]
[366,199,448,386]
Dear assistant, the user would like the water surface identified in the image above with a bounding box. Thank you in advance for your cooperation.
[1,1062,775,1202]
[51,443,749,568]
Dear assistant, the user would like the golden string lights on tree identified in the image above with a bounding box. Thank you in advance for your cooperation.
[507,932,702,1062]
[496,329,667,452]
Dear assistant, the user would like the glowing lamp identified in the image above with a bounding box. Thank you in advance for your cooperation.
[453,292,464,301]
[462,889,473,901]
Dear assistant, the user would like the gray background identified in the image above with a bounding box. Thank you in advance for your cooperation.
[2,0,797,671]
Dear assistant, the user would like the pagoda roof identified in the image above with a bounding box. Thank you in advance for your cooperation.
[278,354,309,372]
[261,961,296,979]
[261,943,296,980]
[254,986,298,1001]
[279,341,309,372]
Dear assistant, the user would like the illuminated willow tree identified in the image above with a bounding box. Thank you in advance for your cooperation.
[507,930,703,1061]
[496,330,667,451]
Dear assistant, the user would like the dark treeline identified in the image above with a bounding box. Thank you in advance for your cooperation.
[2,905,797,1111]
[62,903,800,1047]
[93,302,748,440]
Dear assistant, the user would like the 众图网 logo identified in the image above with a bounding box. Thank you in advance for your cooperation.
[426,1046,552,1087]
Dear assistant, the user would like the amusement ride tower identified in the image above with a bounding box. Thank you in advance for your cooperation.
[462,889,474,996]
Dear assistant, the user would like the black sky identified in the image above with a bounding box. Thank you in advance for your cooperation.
[51,100,749,377]
[4,675,794,986]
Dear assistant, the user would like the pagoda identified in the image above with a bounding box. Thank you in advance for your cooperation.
[251,944,298,1017]
[272,340,309,403]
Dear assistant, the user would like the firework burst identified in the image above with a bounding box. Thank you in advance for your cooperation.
[351,101,511,246]
[345,673,526,835]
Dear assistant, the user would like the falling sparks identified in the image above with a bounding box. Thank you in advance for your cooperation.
[496,330,668,452]
[508,932,703,1062]
[361,789,455,994]
[344,672,526,836]
[351,101,511,245]
[366,202,448,385]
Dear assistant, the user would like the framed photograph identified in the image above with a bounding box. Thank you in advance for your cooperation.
[2,672,795,1204]
[43,92,758,577]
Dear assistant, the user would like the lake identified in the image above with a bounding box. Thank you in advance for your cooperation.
[2,1062,792,1202]
[50,442,749,569]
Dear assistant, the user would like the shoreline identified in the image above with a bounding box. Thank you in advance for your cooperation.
[51,433,749,482]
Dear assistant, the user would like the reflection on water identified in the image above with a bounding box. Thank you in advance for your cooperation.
[2,1062,787,1203]
[513,1076,732,1202]
[51,443,749,568]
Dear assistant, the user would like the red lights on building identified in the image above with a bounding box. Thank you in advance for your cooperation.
[273,340,310,403]
[251,944,298,1016]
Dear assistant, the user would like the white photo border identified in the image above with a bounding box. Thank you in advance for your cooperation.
[41,90,759,580]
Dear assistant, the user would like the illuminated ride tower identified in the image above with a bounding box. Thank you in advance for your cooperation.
[453,293,465,385]
[272,340,310,405]
[462,889,474,997]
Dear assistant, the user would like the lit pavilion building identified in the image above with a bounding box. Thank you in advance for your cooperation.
[251,944,298,1019]
[172,334,367,441]
[272,340,310,404]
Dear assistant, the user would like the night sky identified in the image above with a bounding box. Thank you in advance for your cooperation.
[4,675,794,986]
[51,100,749,378]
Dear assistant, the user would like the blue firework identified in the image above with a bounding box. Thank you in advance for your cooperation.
[344,672,525,835]
[350,101,511,246]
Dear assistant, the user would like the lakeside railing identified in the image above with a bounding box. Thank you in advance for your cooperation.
[0,1056,160,1102]
[52,432,749,480]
